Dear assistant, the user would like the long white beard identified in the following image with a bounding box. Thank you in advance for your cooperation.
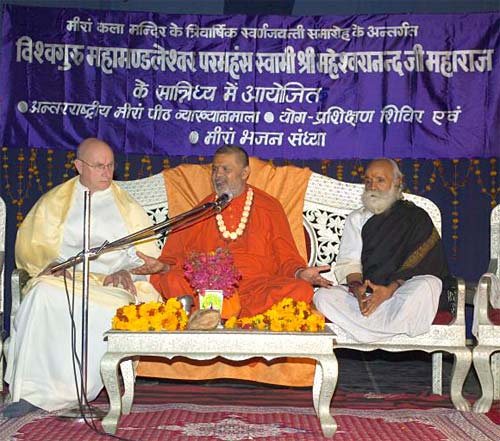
[362,186,401,215]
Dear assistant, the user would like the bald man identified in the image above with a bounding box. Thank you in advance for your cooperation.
[3,138,164,417]
[314,158,450,343]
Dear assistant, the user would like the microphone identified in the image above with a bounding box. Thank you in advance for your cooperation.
[215,192,233,211]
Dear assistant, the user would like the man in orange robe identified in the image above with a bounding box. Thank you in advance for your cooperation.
[151,145,331,316]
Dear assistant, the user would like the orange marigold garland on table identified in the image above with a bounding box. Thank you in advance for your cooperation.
[224,298,325,332]
[112,298,188,331]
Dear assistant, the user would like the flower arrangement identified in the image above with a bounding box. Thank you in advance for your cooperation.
[224,298,325,332]
[112,298,188,331]
[183,248,241,298]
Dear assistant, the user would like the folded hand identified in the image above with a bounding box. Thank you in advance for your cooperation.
[358,279,394,317]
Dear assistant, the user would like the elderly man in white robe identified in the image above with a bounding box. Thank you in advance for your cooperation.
[3,138,166,418]
[314,158,451,343]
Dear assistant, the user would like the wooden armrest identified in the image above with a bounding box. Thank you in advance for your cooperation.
[473,268,498,326]
[11,268,31,322]
[487,258,498,275]
[450,276,466,326]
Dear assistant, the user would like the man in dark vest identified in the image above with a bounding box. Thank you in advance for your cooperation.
[314,158,449,342]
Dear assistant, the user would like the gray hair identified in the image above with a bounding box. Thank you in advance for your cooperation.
[370,157,403,187]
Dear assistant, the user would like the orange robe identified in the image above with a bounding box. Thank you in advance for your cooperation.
[151,185,313,316]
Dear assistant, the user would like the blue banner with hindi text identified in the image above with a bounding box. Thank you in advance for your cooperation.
[0,5,498,158]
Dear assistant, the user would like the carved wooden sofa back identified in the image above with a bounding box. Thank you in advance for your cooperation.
[116,171,442,281]
[471,204,500,413]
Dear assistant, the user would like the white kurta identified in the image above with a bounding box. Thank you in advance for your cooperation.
[5,180,160,411]
[313,207,442,343]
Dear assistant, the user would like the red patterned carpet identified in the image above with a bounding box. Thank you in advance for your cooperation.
[1,383,499,441]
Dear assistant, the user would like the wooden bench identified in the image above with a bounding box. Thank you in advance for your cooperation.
[10,169,472,410]
[472,203,500,413]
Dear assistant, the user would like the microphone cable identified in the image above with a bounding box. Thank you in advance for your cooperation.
[62,269,142,441]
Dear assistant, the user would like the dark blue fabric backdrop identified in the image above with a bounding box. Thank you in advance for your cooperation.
[1,5,499,159]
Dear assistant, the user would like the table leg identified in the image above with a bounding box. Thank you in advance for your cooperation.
[313,355,338,438]
[119,358,136,415]
[100,352,124,434]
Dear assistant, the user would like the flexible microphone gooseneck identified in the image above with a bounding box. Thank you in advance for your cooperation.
[48,191,234,274]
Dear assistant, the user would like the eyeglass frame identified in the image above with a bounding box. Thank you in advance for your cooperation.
[76,157,116,171]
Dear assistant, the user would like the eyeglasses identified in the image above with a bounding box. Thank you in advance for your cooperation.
[77,158,116,171]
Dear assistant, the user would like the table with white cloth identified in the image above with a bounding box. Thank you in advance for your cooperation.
[100,328,338,437]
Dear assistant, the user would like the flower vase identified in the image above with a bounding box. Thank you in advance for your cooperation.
[198,289,241,320]
[199,289,224,312]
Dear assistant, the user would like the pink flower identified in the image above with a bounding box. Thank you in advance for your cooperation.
[183,248,241,298]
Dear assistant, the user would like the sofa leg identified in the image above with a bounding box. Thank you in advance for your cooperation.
[450,347,472,411]
[493,352,500,401]
[472,347,494,413]
[432,352,443,395]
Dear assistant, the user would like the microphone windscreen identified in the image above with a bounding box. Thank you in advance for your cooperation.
[219,192,233,204]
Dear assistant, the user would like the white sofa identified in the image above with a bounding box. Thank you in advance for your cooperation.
[472,204,500,413]
[0,196,5,392]
[9,170,472,410]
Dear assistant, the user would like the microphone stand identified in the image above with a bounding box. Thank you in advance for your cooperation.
[58,190,108,420]
[57,192,230,421]
[50,196,229,274]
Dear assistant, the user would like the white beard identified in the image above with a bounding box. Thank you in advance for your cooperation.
[362,186,401,215]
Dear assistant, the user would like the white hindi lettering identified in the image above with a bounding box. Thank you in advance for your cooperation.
[288,129,326,147]
[255,46,296,74]
[367,22,418,38]
[239,130,284,146]
[133,79,149,99]
[313,106,375,126]
[155,81,217,103]
[198,51,253,80]
[241,23,304,40]
[147,104,172,121]
[241,82,323,104]
[96,22,125,34]
[113,103,144,120]
[14,36,495,80]
[168,23,184,37]
[175,109,260,124]
[279,108,308,124]
[204,126,236,145]
[66,16,93,33]
[28,100,111,119]
[223,82,239,102]
[130,21,167,38]
[185,24,238,39]
[432,106,462,126]
[380,105,425,124]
